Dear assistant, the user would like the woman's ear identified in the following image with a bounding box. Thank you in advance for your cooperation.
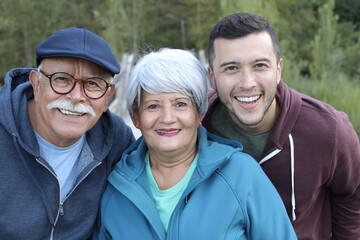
[131,110,140,128]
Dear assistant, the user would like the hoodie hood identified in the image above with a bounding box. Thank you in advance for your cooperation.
[0,68,37,154]
[264,80,302,153]
[0,68,116,160]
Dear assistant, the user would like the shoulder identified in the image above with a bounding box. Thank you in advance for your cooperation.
[297,90,356,140]
[106,111,135,141]
[283,85,359,162]
[219,151,263,178]
[100,183,121,222]
[281,83,356,141]
[213,152,281,210]
[204,136,265,188]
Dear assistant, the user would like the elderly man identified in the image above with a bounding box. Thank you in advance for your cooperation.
[0,28,134,239]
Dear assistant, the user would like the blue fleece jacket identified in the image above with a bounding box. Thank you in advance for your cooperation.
[0,68,135,240]
[94,126,297,240]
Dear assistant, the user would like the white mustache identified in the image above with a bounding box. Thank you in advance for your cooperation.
[47,100,96,117]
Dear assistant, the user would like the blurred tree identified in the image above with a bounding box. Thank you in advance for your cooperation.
[334,0,360,80]
[179,0,221,50]
[310,0,340,81]
[0,0,359,86]
[94,0,150,57]
[137,0,220,51]
[0,0,103,83]
[335,0,360,30]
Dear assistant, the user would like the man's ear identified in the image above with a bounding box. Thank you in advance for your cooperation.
[29,70,40,102]
[103,85,115,112]
[276,58,283,84]
[207,66,216,90]
[108,84,115,98]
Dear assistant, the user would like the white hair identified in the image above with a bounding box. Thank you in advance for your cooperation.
[126,48,209,116]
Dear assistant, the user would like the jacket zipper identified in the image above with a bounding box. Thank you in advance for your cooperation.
[166,166,217,240]
[35,157,102,240]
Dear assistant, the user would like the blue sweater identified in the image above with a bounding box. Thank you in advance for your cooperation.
[0,68,135,239]
[95,126,297,240]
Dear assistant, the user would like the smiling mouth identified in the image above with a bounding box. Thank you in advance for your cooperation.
[235,95,261,103]
[58,108,86,116]
[156,129,181,134]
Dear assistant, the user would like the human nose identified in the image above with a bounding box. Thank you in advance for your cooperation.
[239,68,257,89]
[160,105,176,123]
[66,81,86,101]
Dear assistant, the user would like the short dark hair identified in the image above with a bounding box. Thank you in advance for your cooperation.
[207,12,281,69]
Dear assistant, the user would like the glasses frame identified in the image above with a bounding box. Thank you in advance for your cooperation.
[39,70,113,99]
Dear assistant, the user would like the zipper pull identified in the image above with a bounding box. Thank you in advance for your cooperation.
[59,203,64,216]
[184,191,193,204]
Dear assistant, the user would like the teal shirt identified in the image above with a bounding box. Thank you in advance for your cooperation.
[145,151,198,231]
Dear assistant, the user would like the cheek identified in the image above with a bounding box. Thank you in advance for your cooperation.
[138,112,155,129]
[186,112,202,128]
[94,100,109,114]
[215,75,235,90]
[35,87,55,105]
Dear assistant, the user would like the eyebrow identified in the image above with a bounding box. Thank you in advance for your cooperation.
[254,58,272,64]
[219,58,272,68]
[219,61,238,68]
[143,96,190,104]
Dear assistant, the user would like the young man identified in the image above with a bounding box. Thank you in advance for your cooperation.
[204,12,360,239]
[0,28,135,239]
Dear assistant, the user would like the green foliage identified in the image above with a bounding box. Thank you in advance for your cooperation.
[335,0,360,30]
[0,0,359,135]
[220,0,280,23]
[0,0,103,80]
[336,22,360,79]
[309,0,340,82]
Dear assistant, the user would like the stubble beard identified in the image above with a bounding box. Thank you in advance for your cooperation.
[226,92,277,132]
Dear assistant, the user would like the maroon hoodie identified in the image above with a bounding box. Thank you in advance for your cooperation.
[203,80,360,239]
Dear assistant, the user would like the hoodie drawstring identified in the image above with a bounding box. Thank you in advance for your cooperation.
[259,133,296,221]
[289,133,296,221]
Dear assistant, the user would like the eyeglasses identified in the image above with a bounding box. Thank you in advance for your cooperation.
[39,70,113,99]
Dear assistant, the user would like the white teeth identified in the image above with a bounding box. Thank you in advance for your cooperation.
[236,95,260,103]
[156,130,180,134]
[59,109,84,116]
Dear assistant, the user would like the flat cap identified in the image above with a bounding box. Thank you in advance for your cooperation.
[36,27,120,76]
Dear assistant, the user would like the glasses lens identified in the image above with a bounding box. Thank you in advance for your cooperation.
[50,73,74,94]
[84,78,108,99]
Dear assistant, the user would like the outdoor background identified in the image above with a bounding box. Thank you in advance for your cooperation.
[1,0,359,136]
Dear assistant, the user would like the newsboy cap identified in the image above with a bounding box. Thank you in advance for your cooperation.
[36,27,120,76]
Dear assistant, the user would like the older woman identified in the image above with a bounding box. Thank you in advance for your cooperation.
[94,48,296,239]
